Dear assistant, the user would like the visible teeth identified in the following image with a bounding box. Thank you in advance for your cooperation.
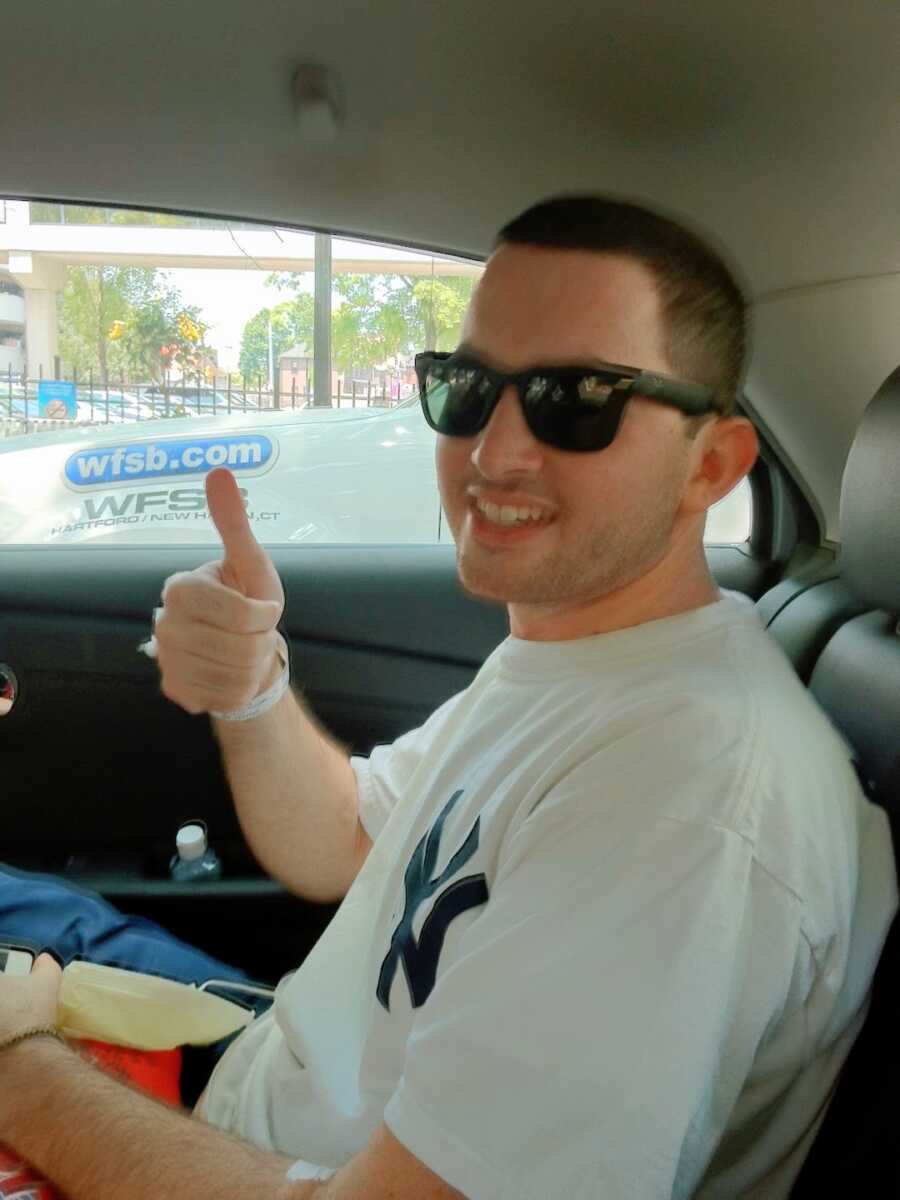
[476,500,548,525]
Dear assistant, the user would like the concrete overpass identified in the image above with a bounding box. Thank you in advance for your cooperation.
[0,200,481,379]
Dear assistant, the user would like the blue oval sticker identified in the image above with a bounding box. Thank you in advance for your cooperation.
[64,434,276,490]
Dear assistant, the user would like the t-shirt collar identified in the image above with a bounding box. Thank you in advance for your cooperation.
[491,590,759,679]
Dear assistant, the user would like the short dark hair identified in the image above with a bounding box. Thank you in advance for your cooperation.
[495,195,747,418]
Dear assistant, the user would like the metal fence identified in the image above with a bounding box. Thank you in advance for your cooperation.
[1,365,410,437]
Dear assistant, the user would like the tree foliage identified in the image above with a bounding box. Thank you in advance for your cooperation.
[238,295,315,381]
[59,266,207,383]
[30,203,246,231]
[250,272,476,380]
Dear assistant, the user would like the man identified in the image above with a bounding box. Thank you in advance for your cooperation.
[0,196,895,1199]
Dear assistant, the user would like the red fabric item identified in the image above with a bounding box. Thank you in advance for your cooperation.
[0,1039,183,1197]
[0,1146,57,1199]
[73,1039,183,1107]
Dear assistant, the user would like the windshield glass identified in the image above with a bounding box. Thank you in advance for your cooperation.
[0,199,751,546]
[0,201,482,546]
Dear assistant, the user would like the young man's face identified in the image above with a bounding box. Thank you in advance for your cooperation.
[436,244,707,625]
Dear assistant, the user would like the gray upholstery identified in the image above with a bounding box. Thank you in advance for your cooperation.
[765,577,868,683]
[806,368,900,811]
[839,366,900,615]
[755,363,900,818]
[761,366,900,679]
[788,372,900,1193]
[810,612,900,807]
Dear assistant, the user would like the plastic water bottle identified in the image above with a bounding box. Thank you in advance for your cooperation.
[170,822,222,882]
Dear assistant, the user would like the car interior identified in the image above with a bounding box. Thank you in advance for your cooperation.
[1,1,898,1192]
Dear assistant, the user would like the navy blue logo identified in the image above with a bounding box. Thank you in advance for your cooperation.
[377,790,489,1011]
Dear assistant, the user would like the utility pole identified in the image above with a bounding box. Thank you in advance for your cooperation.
[313,233,332,406]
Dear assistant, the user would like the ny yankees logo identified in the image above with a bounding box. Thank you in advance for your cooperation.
[377,789,489,1011]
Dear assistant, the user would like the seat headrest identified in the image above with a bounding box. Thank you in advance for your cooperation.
[839,366,900,615]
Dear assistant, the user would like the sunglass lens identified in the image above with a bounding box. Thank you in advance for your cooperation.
[419,359,629,451]
[523,373,625,451]
[423,363,495,436]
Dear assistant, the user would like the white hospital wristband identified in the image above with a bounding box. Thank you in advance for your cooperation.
[211,635,291,722]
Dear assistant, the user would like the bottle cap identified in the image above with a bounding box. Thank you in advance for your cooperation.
[176,823,207,862]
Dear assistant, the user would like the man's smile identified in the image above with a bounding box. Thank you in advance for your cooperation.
[465,493,556,547]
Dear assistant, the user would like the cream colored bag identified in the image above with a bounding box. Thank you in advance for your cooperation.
[57,961,254,1051]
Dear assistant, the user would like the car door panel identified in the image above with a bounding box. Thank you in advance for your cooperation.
[0,542,774,980]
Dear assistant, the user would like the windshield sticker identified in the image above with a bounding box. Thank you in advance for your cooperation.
[63,433,277,491]
[47,487,282,539]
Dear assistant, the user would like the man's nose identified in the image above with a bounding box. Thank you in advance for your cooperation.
[470,385,544,478]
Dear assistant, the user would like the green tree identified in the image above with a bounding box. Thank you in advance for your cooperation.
[30,203,224,230]
[122,296,207,383]
[329,275,413,372]
[59,266,204,384]
[264,272,476,377]
[238,295,315,381]
[119,301,175,381]
[411,276,474,351]
[59,266,134,383]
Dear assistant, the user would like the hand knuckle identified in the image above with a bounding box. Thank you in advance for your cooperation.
[153,614,174,645]
[159,678,181,705]
[231,604,255,635]
[242,628,266,657]
[161,571,190,601]
[161,674,204,715]
[210,662,246,691]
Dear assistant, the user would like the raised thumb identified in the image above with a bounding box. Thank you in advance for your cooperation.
[206,468,283,603]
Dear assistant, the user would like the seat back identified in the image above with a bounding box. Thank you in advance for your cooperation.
[790,366,900,1195]
[810,611,900,809]
[762,575,868,683]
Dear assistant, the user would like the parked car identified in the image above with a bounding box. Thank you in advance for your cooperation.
[143,388,261,416]
[75,389,158,422]
[0,387,153,424]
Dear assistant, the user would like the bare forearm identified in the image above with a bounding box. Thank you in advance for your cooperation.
[0,1038,314,1200]
[215,687,371,903]
[153,478,373,904]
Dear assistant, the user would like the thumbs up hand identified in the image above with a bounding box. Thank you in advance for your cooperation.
[153,469,285,716]
[206,466,283,606]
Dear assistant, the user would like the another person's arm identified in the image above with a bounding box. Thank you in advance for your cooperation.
[154,468,371,903]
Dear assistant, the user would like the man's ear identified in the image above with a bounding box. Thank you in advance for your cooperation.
[681,416,758,517]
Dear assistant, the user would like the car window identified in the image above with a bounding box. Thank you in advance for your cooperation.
[0,199,751,547]
[704,477,752,543]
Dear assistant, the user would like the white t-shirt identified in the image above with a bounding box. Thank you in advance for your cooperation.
[199,592,898,1199]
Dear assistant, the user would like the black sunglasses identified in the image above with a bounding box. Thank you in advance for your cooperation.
[415,351,718,452]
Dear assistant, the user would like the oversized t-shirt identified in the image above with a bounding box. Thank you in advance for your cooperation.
[199,592,898,1198]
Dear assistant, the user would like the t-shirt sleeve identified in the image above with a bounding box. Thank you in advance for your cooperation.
[383,804,805,1200]
[352,688,468,842]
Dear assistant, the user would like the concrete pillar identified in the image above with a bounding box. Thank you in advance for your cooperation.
[22,287,59,379]
[313,234,332,407]
[9,252,67,381]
